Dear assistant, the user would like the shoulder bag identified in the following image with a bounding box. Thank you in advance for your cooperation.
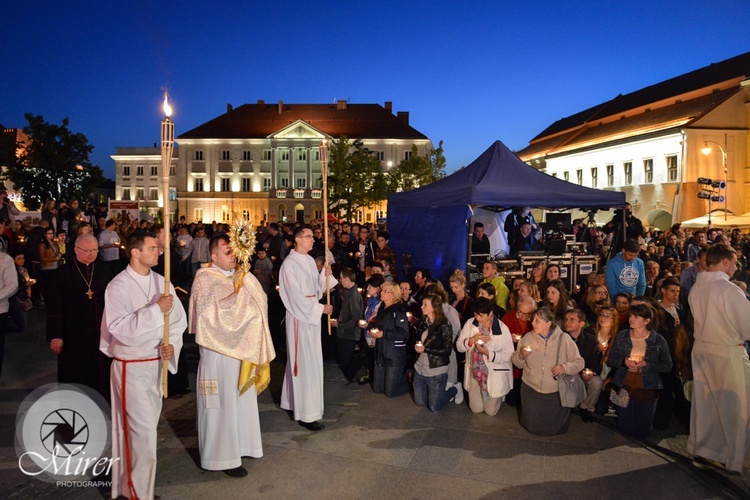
[556,333,586,408]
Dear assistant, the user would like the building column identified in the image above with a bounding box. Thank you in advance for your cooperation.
[271,147,278,189]
[306,147,312,189]
[289,147,294,189]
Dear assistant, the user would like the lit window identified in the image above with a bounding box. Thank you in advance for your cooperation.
[606,165,614,187]
[644,159,653,183]
[666,155,678,182]
[624,162,632,184]
[591,168,598,188]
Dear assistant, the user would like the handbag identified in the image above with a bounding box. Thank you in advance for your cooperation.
[609,387,630,408]
[556,333,586,408]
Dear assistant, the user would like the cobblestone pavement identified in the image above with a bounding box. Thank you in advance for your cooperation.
[1,308,748,499]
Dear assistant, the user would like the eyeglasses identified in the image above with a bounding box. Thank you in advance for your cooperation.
[75,248,99,254]
[299,235,314,239]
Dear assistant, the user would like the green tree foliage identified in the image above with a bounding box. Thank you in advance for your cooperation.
[387,141,446,192]
[5,114,104,210]
[326,136,387,220]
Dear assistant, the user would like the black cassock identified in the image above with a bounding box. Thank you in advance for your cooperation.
[46,260,114,400]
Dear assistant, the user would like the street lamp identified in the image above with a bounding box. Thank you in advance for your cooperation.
[701,138,728,220]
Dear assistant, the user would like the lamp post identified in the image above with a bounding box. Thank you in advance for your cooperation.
[160,92,174,397]
[701,136,728,220]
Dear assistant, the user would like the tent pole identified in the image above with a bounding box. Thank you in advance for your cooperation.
[466,207,474,285]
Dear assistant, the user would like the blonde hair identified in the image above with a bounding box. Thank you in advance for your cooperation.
[380,282,402,303]
[449,269,467,288]
[519,281,541,303]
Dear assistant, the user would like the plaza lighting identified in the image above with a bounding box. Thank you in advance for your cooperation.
[701,138,728,220]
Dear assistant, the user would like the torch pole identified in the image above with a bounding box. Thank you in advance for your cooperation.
[321,139,331,335]
[160,94,174,398]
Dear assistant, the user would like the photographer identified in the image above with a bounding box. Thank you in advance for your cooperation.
[604,203,643,256]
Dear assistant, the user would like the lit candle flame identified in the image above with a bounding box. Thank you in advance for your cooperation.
[163,93,172,117]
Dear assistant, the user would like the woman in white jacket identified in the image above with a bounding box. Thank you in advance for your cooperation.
[456,297,514,415]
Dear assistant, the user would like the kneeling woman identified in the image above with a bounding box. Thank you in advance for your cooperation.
[413,294,458,411]
[606,304,672,439]
[512,307,584,435]
[456,297,515,415]
[370,281,410,397]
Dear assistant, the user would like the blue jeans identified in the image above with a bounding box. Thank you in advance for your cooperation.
[413,372,456,412]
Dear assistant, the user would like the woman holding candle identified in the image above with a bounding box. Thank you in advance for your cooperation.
[38,226,61,305]
[606,304,672,439]
[543,279,571,323]
[512,307,584,435]
[348,274,385,385]
[412,294,459,412]
[370,281,410,397]
[456,297,515,415]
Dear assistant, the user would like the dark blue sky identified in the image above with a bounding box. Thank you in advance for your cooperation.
[2,1,748,179]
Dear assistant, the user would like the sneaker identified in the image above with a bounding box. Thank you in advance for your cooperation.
[605,404,617,417]
[445,381,455,389]
[453,382,464,404]
[692,456,723,471]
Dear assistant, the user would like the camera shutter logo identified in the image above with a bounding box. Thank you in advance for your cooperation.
[40,408,89,457]
[16,383,112,483]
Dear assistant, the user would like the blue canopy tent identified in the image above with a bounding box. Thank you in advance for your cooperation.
[387,140,626,283]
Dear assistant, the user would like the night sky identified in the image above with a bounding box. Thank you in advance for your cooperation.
[2,1,748,179]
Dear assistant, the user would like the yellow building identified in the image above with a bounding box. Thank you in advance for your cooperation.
[518,52,750,228]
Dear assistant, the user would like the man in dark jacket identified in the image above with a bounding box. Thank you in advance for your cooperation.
[564,309,602,422]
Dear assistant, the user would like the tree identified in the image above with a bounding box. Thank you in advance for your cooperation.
[387,141,447,192]
[326,136,387,220]
[4,114,104,210]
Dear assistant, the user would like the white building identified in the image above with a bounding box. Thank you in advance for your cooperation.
[518,52,750,228]
[111,147,179,219]
[113,100,433,224]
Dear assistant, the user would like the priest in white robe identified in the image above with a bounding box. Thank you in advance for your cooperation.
[101,231,187,500]
[688,244,750,473]
[189,234,275,477]
[279,225,336,430]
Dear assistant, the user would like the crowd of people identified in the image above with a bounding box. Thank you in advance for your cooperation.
[0,194,748,497]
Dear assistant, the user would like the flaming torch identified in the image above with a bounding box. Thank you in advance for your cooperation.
[160,92,174,397]
[320,139,331,335]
